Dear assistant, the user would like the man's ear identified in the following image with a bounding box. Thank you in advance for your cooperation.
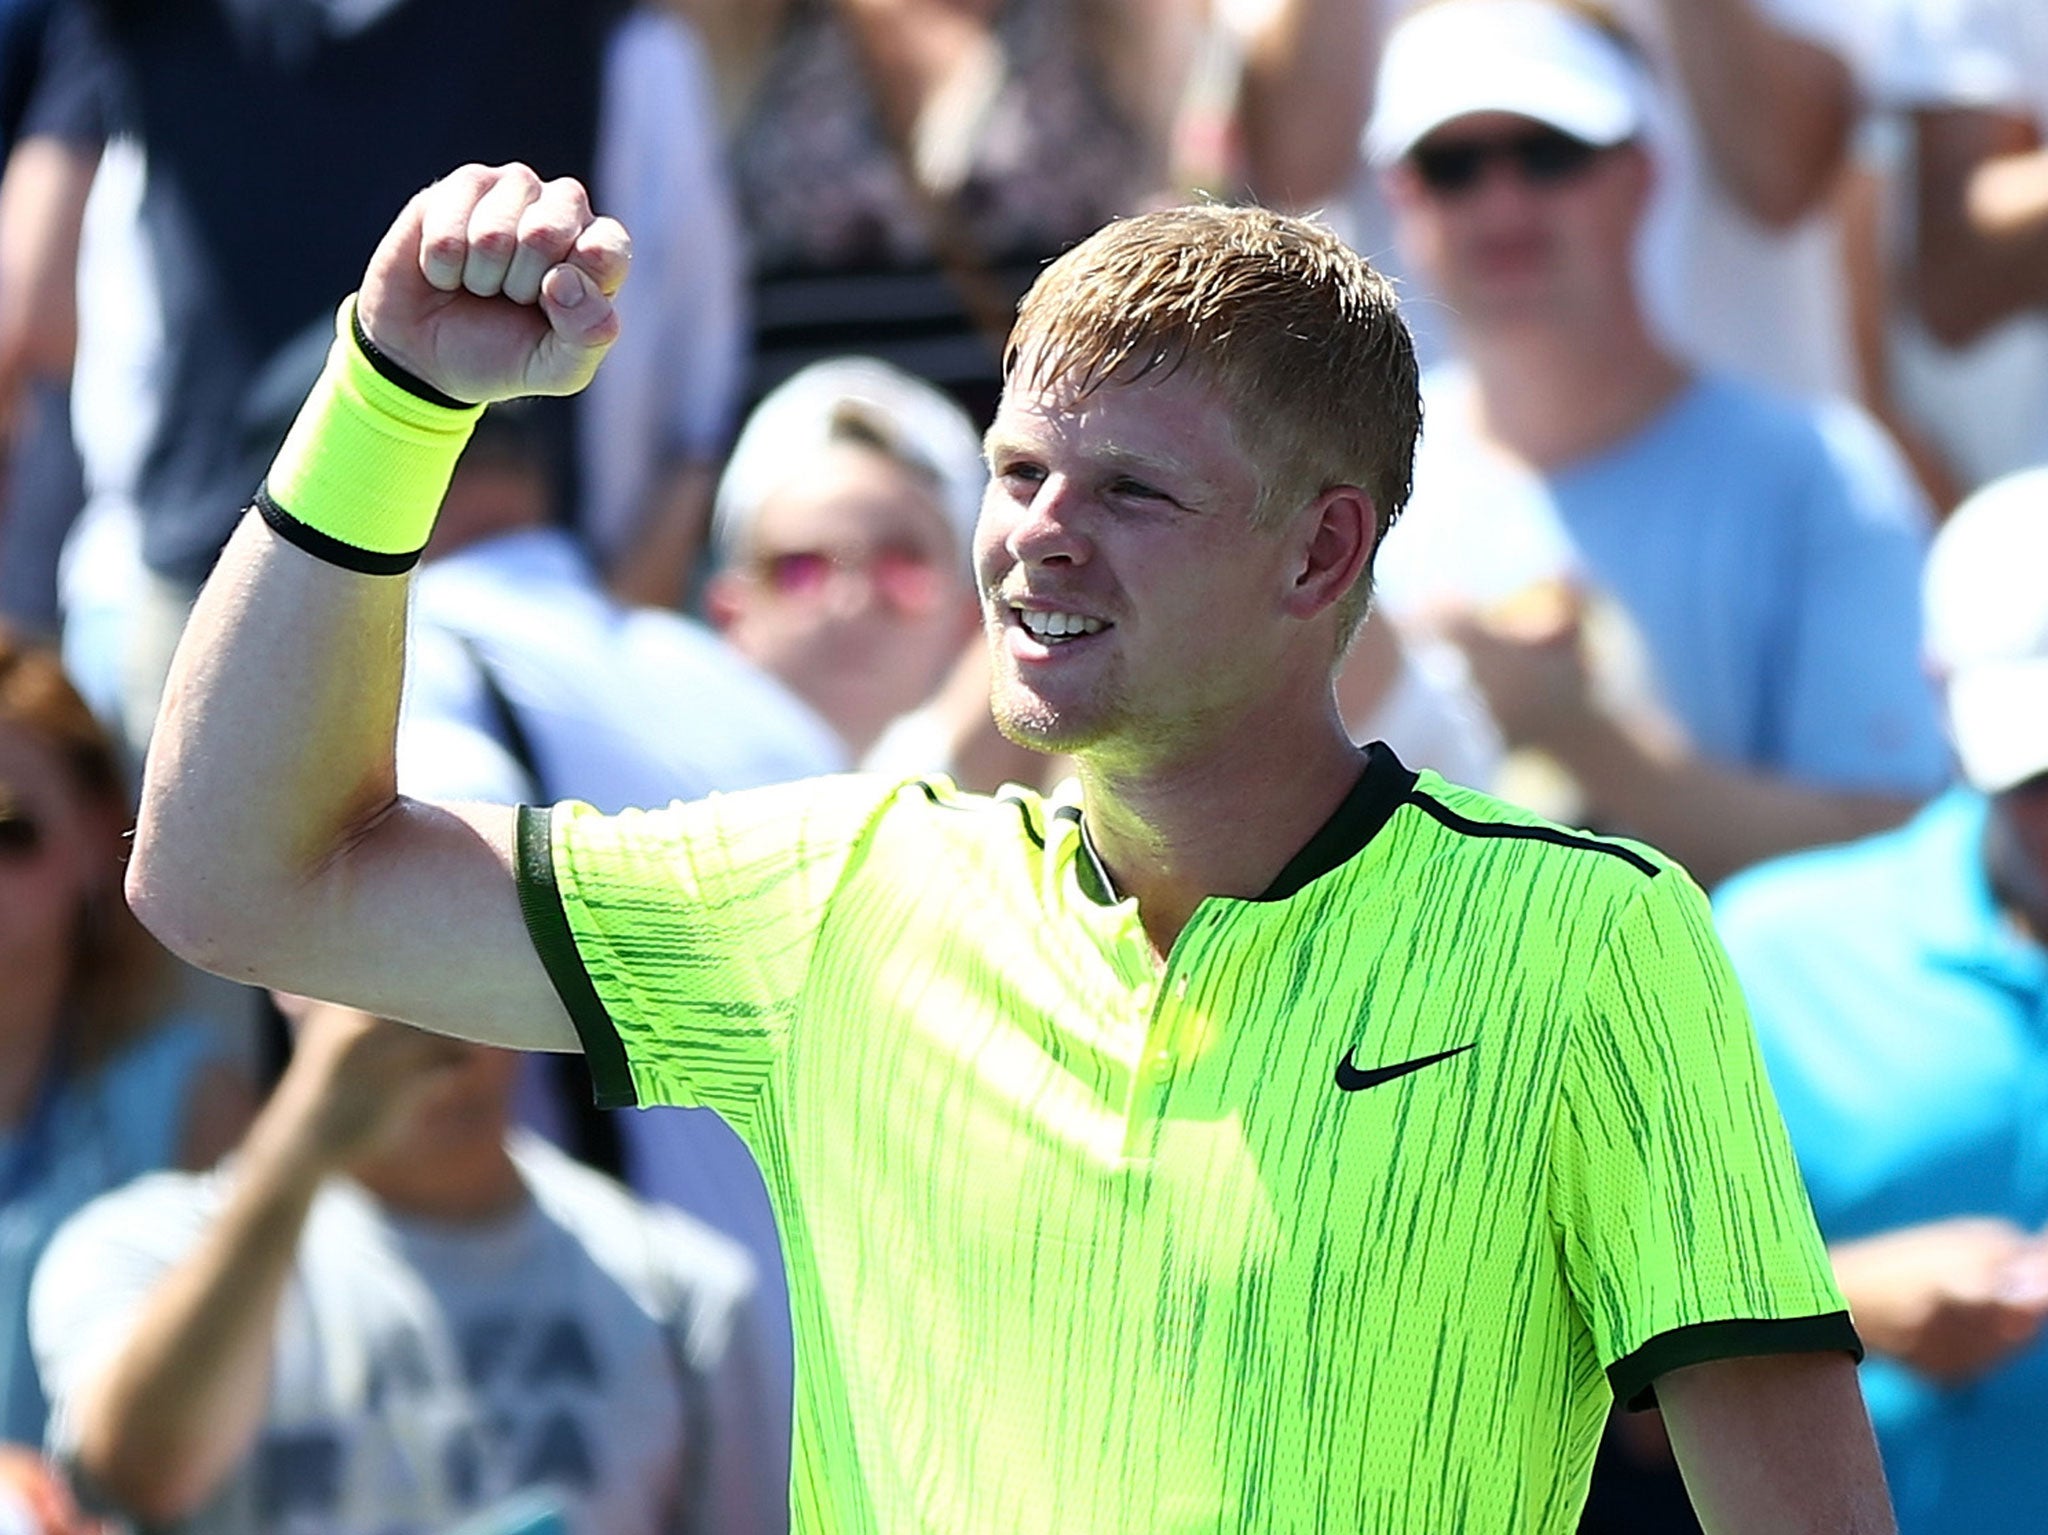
[1282,485,1376,621]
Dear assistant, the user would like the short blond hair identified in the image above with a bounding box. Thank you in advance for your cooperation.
[1005,205,1420,648]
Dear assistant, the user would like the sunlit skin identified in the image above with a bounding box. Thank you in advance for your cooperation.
[708,442,978,755]
[1386,111,1652,334]
[977,363,1336,781]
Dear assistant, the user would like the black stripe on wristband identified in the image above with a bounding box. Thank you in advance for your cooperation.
[349,306,476,411]
[254,485,424,575]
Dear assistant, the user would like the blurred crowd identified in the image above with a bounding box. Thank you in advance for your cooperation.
[0,0,2042,1530]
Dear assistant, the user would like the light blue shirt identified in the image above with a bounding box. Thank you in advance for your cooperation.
[1377,369,1950,796]
[1716,792,2048,1532]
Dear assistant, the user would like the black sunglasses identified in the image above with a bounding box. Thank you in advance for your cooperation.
[1409,127,1607,195]
[0,806,41,859]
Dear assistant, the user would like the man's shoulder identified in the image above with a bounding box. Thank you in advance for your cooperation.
[559,770,1009,847]
[1395,771,1676,888]
[1362,772,1687,962]
[1630,372,1834,468]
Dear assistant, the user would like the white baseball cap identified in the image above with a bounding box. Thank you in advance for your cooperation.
[1924,466,2048,793]
[712,358,988,567]
[1366,0,1654,166]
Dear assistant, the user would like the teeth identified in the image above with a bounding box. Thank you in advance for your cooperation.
[1019,609,1105,641]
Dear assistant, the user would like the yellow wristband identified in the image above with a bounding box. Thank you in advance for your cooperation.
[256,295,485,574]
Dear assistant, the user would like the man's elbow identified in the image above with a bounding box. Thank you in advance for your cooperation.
[124,837,268,983]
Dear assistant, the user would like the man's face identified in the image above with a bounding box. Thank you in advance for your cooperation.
[1386,112,1649,330]
[710,443,976,753]
[976,364,1303,771]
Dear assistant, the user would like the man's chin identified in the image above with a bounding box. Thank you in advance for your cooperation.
[992,694,1101,756]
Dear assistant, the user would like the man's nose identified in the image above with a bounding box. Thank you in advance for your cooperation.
[1005,475,1092,567]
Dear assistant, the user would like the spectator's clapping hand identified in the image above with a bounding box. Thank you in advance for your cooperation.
[1832,1218,2048,1387]
[1442,597,1595,752]
[0,1447,105,1535]
[268,998,484,1171]
[356,162,630,406]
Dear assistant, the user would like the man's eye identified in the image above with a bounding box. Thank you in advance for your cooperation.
[1111,478,1166,500]
[998,462,1046,488]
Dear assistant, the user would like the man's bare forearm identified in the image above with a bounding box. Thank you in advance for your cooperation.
[126,166,624,1052]
[131,502,576,1051]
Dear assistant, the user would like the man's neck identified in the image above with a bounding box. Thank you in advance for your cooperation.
[1078,700,1368,961]
[1462,310,1690,470]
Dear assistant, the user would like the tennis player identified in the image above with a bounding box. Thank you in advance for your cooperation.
[129,163,1895,1532]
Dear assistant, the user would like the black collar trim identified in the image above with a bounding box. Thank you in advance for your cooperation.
[1255,741,1418,900]
[1064,742,1419,908]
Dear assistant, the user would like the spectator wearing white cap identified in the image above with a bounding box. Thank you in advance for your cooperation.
[1231,0,1880,398]
[1714,468,2048,1534]
[705,357,987,765]
[1357,0,1947,887]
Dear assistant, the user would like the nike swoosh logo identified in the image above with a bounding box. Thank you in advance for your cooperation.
[1334,1043,1475,1093]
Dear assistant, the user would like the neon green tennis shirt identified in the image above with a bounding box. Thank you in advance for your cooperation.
[516,744,1855,1533]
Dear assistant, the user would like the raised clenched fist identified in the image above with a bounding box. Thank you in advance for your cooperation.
[355,162,631,406]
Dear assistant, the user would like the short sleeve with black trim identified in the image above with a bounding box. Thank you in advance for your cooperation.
[517,747,1855,1534]
[1546,861,1852,1407]
[523,773,894,1129]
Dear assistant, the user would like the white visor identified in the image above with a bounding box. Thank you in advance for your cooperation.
[1367,0,1650,165]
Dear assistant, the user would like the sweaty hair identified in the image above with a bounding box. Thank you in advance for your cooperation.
[0,623,166,1066]
[1005,204,1421,648]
